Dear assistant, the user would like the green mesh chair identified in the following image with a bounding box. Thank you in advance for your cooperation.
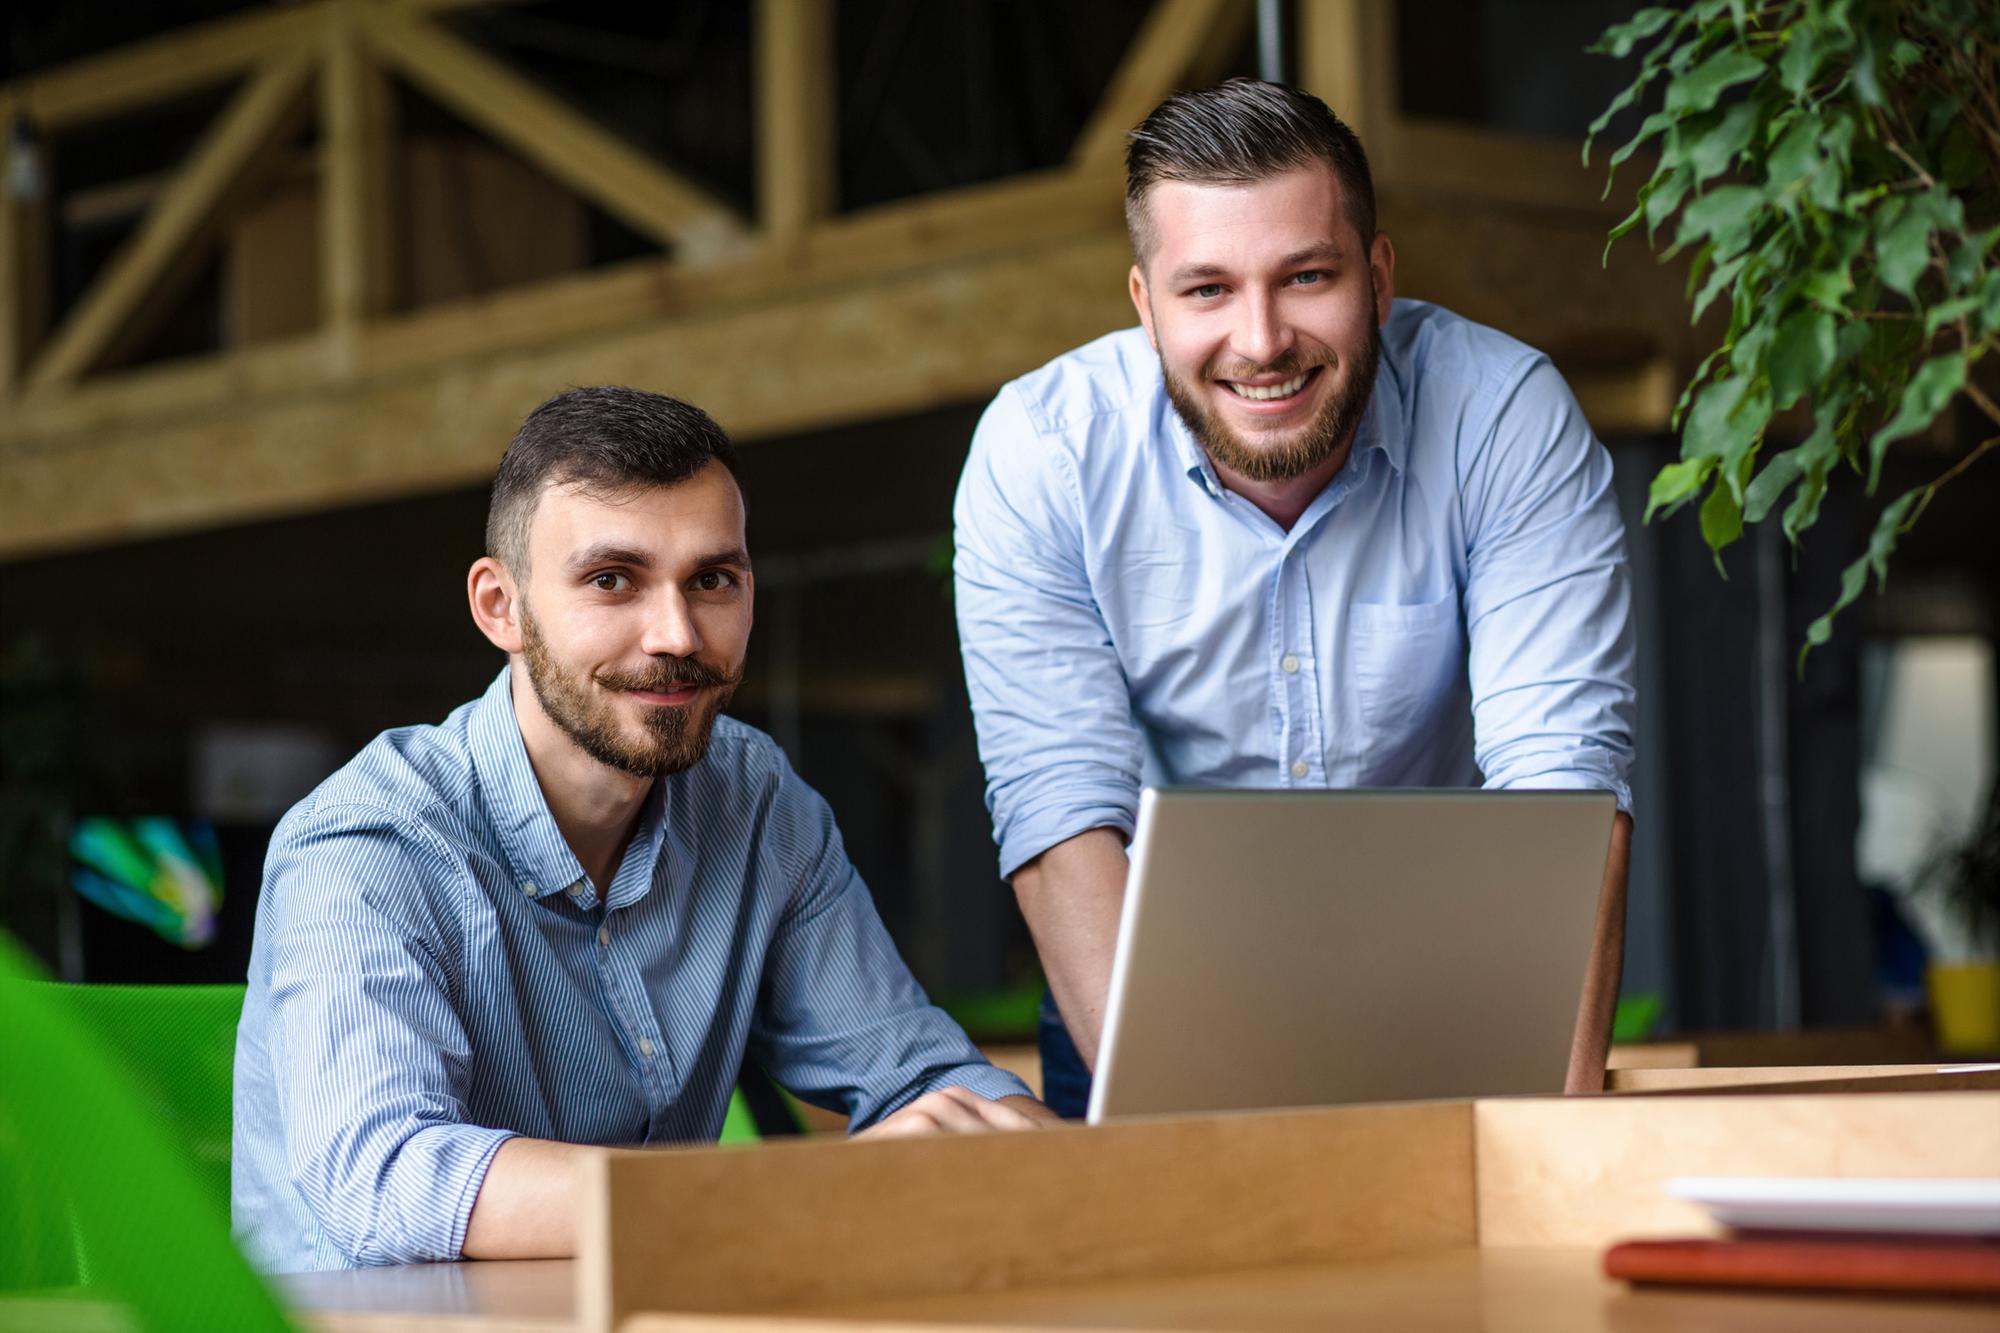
[0,937,291,1330]
[54,982,246,1216]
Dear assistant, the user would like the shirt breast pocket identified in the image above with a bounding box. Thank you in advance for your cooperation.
[1349,597,1463,736]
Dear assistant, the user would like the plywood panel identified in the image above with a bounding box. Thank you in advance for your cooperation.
[579,1101,1475,1328]
[1607,1064,1975,1093]
[1476,1092,2000,1247]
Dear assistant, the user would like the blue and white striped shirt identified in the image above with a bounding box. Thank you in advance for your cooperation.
[955,301,1636,878]
[232,668,1028,1272]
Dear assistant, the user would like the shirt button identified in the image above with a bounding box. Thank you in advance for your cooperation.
[1281,654,1300,674]
[1291,760,1309,779]
[598,926,610,947]
[565,883,584,900]
[639,1037,655,1058]
[520,880,536,896]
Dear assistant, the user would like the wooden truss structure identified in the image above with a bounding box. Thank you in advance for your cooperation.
[0,0,1692,559]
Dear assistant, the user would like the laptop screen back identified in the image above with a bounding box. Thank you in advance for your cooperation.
[1088,788,1615,1122]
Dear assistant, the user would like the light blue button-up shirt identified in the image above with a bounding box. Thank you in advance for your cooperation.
[954,299,1635,878]
[233,668,1027,1272]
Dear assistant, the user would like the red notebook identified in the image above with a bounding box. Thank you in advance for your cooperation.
[1605,1235,2000,1297]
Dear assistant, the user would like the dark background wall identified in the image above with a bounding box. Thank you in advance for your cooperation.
[6,0,1996,1037]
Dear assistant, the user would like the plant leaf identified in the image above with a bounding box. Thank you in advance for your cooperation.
[1800,488,1923,669]
[1645,169,1692,241]
[1692,252,1750,321]
[1948,225,2000,291]
[1851,31,1885,106]
[1666,45,1767,116]
[1683,373,1773,483]
[1778,25,1826,96]
[1645,457,1717,521]
[1767,307,1837,409]
[1677,185,1764,262]
[1609,110,1679,174]
[1867,353,1968,490]
[1742,447,1805,524]
[1700,469,1746,561]
[1590,5,1680,58]
[1689,100,1762,183]
[1756,399,1844,531]
[1765,117,1821,189]
[1783,457,1832,543]
[1875,201,1936,297]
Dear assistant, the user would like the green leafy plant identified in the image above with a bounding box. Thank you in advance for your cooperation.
[1588,0,2000,661]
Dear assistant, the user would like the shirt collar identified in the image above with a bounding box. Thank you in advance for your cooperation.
[1162,336,1410,494]
[468,666,666,910]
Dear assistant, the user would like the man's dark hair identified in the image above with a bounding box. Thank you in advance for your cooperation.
[1124,78,1375,263]
[486,385,742,574]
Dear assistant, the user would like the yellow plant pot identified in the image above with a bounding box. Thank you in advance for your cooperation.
[1928,961,2000,1054]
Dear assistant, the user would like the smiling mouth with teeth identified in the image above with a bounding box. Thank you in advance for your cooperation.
[1221,367,1318,401]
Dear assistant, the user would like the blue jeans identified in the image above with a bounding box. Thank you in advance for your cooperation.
[1037,990,1093,1120]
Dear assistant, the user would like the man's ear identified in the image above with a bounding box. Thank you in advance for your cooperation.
[1129,264,1158,350]
[468,556,525,654]
[1369,232,1397,326]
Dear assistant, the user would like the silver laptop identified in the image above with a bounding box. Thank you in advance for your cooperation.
[1087,788,1615,1123]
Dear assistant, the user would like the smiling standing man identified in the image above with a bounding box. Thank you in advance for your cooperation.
[234,387,1049,1273]
[954,80,1637,1117]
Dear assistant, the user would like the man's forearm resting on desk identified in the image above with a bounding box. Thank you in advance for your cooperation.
[1011,827,1129,1071]
[462,1137,586,1259]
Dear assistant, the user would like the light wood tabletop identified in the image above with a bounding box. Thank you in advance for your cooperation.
[798,1246,2000,1333]
[281,1248,2000,1333]
[282,1258,573,1333]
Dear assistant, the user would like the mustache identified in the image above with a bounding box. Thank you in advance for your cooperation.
[595,655,739,695]
[1205,347,1334,382]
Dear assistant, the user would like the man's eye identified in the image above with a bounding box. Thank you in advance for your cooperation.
[1292,270,1329,287]
[1189,283,1225,300]
[590,571,630,592]
[692,570,737,593]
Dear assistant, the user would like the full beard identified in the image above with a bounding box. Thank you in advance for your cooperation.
[1163,320,1382,486]
[520,607,741,778]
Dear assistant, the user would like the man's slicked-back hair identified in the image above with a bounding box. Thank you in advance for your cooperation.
[486,385,742,575]
[1125,78,1375,264]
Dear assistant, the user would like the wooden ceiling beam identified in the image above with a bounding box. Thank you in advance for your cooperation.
[0,232,1139,560]
[25,51,316,392]
[755,0,838,244]
[0,93,54,395]
[2,165,1126,448]
[1071,0,1244,168]
[320,5,399,356]
[361,6,746,259]
[3,7,307,131]
[1298,0,1383,146]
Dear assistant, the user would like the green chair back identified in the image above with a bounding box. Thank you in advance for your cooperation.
[55,982,246,1215]
[0,940,290,1330]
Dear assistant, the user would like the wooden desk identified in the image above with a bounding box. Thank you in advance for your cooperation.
[804,1248,2000,1332]
[288,1248,2000,1332]
[281,1074,2000,1333]
[284,1259,572,1333]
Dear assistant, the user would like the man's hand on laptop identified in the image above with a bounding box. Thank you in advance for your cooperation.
[856,1087,1057,1139]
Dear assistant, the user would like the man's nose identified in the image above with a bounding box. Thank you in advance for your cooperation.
[639,590,703,659]
[1232,291,1292,369]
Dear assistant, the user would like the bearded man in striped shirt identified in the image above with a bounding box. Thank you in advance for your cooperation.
[233,386,1052,1273]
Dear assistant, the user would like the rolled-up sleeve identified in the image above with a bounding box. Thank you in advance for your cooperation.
[260,807,514,1266]
[748,761,1031,1127]
[1460,357,1637,812]
[954,385,1147,877]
